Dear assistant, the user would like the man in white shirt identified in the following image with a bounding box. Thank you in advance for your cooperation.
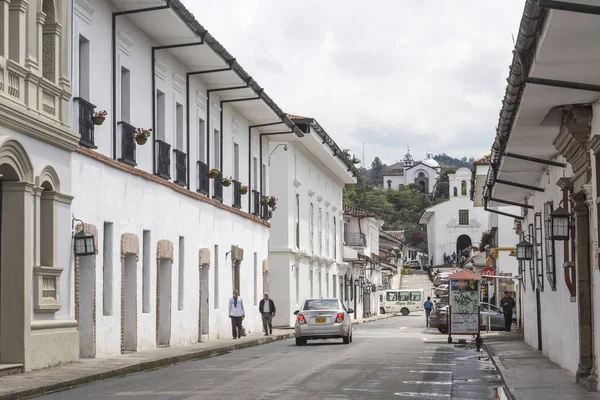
[228,289,245,339]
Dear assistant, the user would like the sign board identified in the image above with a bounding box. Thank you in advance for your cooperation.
[449,278,480,334]
[481,266,496,282]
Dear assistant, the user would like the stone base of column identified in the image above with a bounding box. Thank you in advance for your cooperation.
[576,366,598,391]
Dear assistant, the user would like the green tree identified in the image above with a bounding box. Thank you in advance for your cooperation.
[434,167,457,199]
[370,157,385,183]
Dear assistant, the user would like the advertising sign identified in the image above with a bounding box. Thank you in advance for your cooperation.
[450,279,480,334]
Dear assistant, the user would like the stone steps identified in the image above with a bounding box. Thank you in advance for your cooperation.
[0,364,23,378]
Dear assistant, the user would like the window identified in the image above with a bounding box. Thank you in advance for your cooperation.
[303,299,339,310]
[333,217,337,259]
[332,275,337,298]
[262,164,267,192]
[253,253,258,305]
[253,157,258,189]
[326,212,330,257]
[233,143,240,181]
[461,180,467,196]
[387,180,391,189]
[103,222,114,316]
[156,90,165,141]
[309,203,314,253]
[318,208,323,254]
[198,119,206,163]
[453,187,457,197]
[386,292,397,301]
[120,68,130,122]
[399,292,409,301]
[410,291,422,301]
[296,194,300,249]
[178,237,185,311]
[176,103,184,150]
[142,230,151,313]
[214,245,219,308]
[459,210,469,225]
[78,36,90,99]
[544,201,556,290]
[213,129,220,169]
[534,212,544,291]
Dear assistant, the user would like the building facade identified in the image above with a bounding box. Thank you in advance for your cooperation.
[383,150,440,194]
[420,168,488,266]
[267,116,357,328]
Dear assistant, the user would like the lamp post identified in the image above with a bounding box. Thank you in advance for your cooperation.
[550,200,571,241]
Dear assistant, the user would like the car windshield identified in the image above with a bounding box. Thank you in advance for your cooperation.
[303,299,339,310]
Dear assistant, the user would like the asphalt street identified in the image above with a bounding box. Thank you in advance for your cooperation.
[36,313,506,400]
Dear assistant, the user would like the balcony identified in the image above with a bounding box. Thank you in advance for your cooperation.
[213,171,223,202]
[252,190,261,216]
[261,196,270,220]
[74,98,96,148]
[344,233,366,247]
[232,180,242,209]
[174,149,186,186]
[118,122,136,166]
[155,140,171,179]
[197,161,210,195]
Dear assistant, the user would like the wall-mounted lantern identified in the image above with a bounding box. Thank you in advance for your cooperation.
[516,236,534,261]
[354,278,359,287]
[73,218,95,256]
[359,276,365,288]
[550,202,571,241]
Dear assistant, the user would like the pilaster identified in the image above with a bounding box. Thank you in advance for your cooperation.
[8,0,27,64]
[0,0,9,58]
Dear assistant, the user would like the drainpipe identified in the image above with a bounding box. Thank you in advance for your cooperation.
[112,1,171,159]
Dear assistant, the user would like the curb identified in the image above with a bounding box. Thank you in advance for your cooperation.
[2,333,295,400]
[4,315,395,399]
[482,342,518,400]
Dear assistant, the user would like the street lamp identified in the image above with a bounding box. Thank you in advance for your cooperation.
[73,218,95,256]
[550,201,571,241]
[516,236,534,261]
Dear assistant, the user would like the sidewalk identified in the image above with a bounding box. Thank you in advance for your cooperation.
[483,332,600,400]
[0,313,394,400]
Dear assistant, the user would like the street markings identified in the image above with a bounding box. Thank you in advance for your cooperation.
[394,392,451,397]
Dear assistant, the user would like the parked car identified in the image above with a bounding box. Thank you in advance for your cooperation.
[434,284,449,297]
[429,303,518,334]
[294,298,354,346]
[433,273,451,287]
[404,260,422,270]
[434,295,448,309]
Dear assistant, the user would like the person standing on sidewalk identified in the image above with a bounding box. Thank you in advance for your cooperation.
[500,291,516,332]
[424,297,433,327]
[229,289,245,339]
[259,292,276,336]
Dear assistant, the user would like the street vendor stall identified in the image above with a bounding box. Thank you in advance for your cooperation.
[446,270,482,350]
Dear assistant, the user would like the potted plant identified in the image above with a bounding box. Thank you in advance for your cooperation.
[91,109,107,126]
[208,169,220,179]
[133,127,152,145]
[221,176,233,187]
[240,185,249,195]
[267,196,277,208]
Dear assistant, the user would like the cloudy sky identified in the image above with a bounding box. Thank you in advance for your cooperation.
[189,1,525,167]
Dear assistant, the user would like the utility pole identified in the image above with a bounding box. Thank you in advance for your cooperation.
[362,143,366,208]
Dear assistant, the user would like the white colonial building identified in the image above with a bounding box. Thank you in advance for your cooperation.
[419,167,488,266]
[267,115,357,328]
[383,150,440,194]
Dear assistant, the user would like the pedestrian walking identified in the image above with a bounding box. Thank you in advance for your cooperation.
[499,291,516,332]
[228,289,245,339]
[259,292,276,336]
[424,296,433,327]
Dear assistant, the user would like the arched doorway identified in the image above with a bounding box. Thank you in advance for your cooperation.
[456,234,472,255]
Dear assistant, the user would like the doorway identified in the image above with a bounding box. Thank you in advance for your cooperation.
[123,254,137,352]
[201,264,209,337]
[79,254,95,357]
[456,234,472,254]
[158,259,171,346]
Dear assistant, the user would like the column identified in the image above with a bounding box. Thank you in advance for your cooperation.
[8,0,27,63]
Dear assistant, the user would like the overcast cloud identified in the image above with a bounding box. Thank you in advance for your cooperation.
[189,1,525,167]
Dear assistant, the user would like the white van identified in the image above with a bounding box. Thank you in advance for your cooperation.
[379,289,424,316]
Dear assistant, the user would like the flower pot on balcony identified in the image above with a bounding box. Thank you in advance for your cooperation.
[92,116,105,126]
[208,171,218,179]
[240,187,248,195]
[268,200,276,208]
[135,135,148,145]
[222,181,232,187]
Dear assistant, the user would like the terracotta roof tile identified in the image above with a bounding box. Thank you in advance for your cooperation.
[474,154,491,165]
[287,114,312,120]
[343,203,377,218]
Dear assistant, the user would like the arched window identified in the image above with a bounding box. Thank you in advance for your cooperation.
[461,180,467,196]
[42,0,58,83]
[387,180,392,189]
[453,187,457,197]
[418,172,425,178]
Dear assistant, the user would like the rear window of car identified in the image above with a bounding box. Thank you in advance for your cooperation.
[303,299,339,310]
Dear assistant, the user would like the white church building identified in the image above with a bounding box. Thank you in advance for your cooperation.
[419,167,488,265]
[383,150,441,194]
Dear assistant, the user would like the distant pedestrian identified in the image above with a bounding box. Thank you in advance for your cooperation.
[228,289,245,339]
[424,296,433,327]
[259,292,276,336]
[443,252,448,264]
[499,291,516,332]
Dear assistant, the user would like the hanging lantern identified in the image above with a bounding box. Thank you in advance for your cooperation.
[516,239,533,261]
[550,205,571,241]
[73,229,95,256]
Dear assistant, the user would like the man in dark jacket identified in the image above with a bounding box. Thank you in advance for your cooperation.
[259,292,276,336]
[499,291,516,332]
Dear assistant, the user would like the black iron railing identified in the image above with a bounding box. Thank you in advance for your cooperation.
[155,140,171,179]
[174,149,186,186]
[344,232,366,247]
[262,196,270,220]
[74,97,96,148]
[197,161,210,195]
[232,180,242,209]
[213,171,223,202]
[252,190,260,216]
[118,122,136,166]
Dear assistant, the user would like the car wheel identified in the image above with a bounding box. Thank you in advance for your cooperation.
[438,327,448,334]
[510,320,518,332]
[401,308,409,316]
[343,334,351,344]
[380,307,386,315]
[295,337,306,346]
